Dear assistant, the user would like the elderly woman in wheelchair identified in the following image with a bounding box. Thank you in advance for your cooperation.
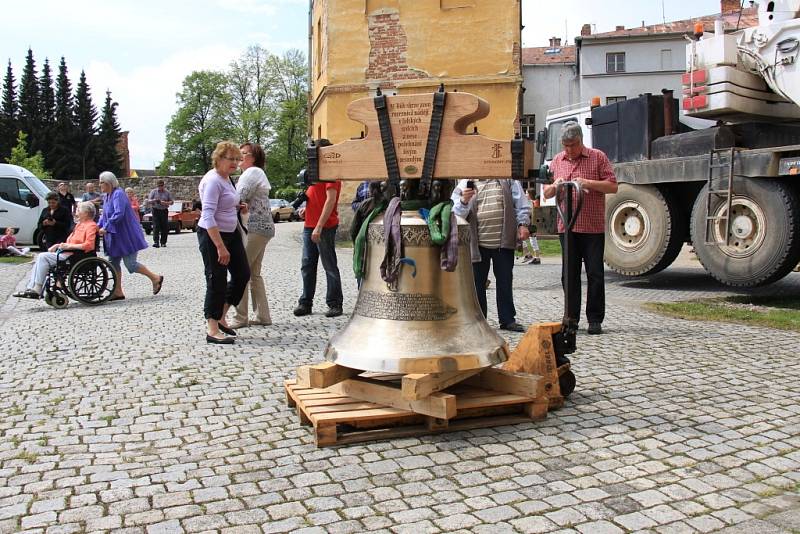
[14,201,118,307]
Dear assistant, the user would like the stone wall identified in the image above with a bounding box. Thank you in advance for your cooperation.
[43,176,204,202]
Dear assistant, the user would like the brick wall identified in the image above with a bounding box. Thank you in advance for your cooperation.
[43,176,204,203]
[365,12,426,87]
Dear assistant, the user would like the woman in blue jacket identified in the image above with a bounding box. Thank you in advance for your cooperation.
[98,172,164,301]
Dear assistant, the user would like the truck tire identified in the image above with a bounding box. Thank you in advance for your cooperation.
[604,184,686,276]
[690,178,800,287]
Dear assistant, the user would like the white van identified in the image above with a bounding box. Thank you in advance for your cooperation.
[0,164,51,247]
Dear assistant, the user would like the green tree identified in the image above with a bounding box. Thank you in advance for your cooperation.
[265,49,308,189]
[7,131,50,179]
[0,61,18,161]
[38,58,56,169]
[161,70,233,174]
[50,57,80,181]
[17,48,41,154]
[73,70,98,180]
[95,90,123,176]
[228,45,276,145]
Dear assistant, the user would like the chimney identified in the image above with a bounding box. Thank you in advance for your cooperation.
[581,23,592,36]
[720,0,740,13]
[616,25,625,31]
[549,37,562,48]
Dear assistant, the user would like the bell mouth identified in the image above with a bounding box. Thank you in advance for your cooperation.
[324,338,509,374]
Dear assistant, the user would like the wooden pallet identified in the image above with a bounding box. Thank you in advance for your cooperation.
[285,371,547,447]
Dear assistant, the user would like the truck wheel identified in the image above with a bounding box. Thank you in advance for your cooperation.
[690,179,800,287]
[604,184,686,276]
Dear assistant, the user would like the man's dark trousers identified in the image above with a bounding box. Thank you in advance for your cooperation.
[472,246,516,327]
[559,232,605,325]
[299,226,343,309]
[152,209,169,246]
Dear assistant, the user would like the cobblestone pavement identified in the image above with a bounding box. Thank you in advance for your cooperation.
[1,225,798,534]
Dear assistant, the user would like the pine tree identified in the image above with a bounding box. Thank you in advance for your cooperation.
[38,58,56,170]
[17,48,41,154]
[0,61,18,161]
[50,57,80,181]
[95,90,123,176]
[74,70,98,180]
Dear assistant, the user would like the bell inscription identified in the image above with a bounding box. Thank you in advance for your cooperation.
[355,290,457,321]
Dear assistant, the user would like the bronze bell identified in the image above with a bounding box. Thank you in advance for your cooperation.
[324,210,510,374]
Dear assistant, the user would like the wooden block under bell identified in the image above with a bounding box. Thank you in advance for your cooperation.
[327,376,458,420]
[296,362,361,389]
[463,368,544,399]
[401,369,484,400]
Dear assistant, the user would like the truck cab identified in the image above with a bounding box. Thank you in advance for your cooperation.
[0,164,51,247]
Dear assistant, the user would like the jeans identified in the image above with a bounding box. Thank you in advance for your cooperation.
[108,251,141,274]
[559,232,605,325]
[152,209,169,245]
[197,227,250,320]
[299,226,343,309]
[472,246,517,326]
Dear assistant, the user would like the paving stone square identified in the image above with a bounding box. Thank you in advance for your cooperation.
[0,226,798,533]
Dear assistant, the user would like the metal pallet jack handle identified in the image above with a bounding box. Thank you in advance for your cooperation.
[552,180,584,396]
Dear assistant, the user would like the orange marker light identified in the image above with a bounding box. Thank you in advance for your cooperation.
[590,96,601,108]
[694,22,704,38]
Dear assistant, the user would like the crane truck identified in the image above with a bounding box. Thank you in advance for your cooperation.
[538,0,800,287]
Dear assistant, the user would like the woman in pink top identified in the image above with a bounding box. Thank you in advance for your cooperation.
[14,201,98,299]
[197,141,251,344]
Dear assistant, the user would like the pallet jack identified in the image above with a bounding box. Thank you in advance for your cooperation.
[504,177,582,409]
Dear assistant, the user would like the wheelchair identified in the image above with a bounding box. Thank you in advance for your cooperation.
[44,250,118,308]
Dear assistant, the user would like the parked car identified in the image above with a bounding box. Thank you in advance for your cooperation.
[142,200,200,234]
[0,164,50,248]
[270,199,295,222]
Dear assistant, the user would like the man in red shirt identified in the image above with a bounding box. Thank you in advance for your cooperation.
[294,180,344,317]
[543,122,618,335]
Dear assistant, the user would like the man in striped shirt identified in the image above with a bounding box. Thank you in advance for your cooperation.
[452,179,531,332]
[543,121,618,335]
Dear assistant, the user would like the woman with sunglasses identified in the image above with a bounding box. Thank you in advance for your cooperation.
[197,141,251,344]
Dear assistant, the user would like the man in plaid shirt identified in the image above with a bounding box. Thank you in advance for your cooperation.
[543,122,617,335]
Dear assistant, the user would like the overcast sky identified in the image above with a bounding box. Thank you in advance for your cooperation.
[1,0,732,169]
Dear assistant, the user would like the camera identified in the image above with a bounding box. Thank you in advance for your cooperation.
[290,191,308,210]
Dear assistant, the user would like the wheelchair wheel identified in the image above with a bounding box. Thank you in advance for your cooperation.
[52,294,69,309]
[43,294,53,306]
[68,257,119,305]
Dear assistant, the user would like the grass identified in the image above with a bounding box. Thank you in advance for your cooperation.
[645,295,800,332]
[519,237,562,257]
[0,255,32,264]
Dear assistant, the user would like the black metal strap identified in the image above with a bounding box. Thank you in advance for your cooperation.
[306,141,319,184]
[511,137,525,181]
[420,88,447,197]
[374,93,401,198]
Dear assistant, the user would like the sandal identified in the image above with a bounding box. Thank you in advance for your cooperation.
[153,275,164,295]
[109,295,126,302]
[218,324,237,336]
